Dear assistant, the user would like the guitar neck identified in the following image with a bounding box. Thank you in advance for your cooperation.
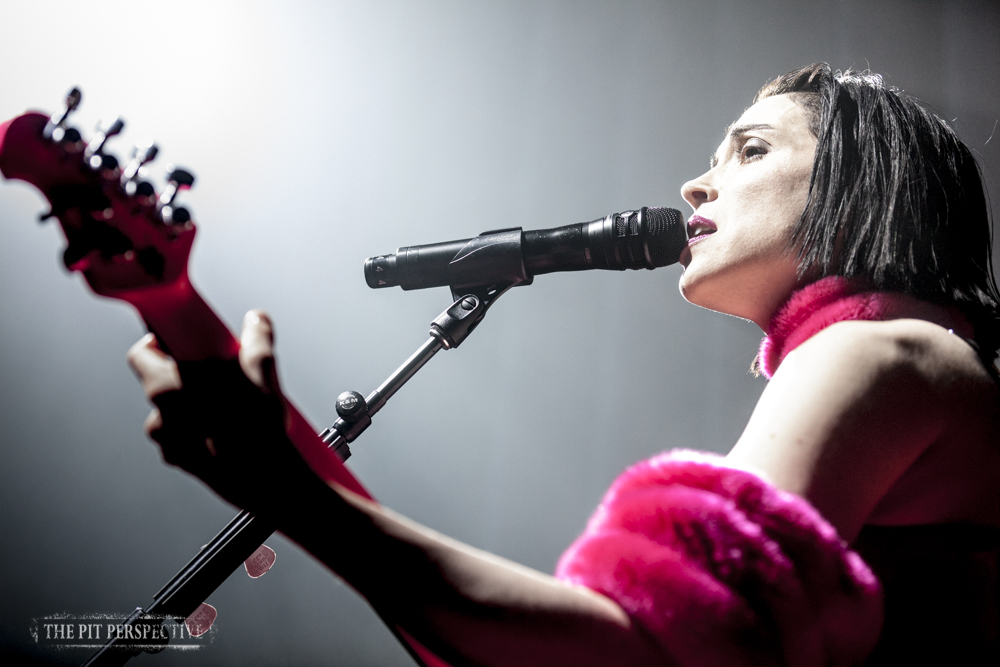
[120,275,372,500]
[0,97,440,666]
[118,275,239,362]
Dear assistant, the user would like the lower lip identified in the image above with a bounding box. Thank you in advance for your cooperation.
[687,233,714,247]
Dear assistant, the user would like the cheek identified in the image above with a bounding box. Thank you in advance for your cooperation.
[724,190,801,258]
[745,168,811,244]
[678,195,801,294]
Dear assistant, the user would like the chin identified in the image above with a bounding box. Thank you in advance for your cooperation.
[679,269,725,312]
[678,268,767,327]
[678,262,718,308]
[679,251,804,328]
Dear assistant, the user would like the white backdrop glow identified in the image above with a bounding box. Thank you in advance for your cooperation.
[1,1,997,665]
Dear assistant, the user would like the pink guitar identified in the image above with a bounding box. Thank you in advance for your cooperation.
[0,89,449,667]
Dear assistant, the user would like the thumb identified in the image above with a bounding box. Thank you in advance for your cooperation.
[239,309,280,394]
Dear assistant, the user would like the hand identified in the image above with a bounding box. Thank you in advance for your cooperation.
[127,310,323,516]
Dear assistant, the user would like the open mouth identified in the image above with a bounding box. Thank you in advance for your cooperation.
[687,215,717,245]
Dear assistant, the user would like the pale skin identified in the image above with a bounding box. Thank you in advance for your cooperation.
[129,315,671,667]
[678,94,1000,541]
[127,94,1000,664]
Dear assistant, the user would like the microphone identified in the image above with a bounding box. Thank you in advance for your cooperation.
[364,206,686,292]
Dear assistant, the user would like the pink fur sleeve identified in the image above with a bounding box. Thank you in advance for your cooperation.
[555,451,883,666]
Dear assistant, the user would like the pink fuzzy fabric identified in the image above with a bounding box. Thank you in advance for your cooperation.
[554,278,981,663]
[556,451,883,666]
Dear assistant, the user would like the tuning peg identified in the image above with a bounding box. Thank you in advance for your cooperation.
[122,140,158,181]
[97,153,119,172]
[43,87,83,142]
[162,206,191,225]
[84,117,125,170]
[159,166,195,204]
[130,181,156,198]
[121,140,159,197]
[159,165,195,224]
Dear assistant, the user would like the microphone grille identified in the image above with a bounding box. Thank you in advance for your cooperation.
[643,207,686,268]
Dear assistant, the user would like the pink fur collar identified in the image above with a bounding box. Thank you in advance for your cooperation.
[758,276,971,379]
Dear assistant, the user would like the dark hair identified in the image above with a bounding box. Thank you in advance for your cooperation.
[757,63,1000,363]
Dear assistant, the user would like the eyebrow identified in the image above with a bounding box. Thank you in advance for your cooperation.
[710,123,775,168]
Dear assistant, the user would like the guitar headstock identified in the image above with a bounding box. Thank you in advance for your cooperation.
[0,88,197,301]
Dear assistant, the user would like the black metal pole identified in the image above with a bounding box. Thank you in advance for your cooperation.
[81,294,488,667]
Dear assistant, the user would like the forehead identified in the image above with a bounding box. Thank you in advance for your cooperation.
[733,94,807,129]
[715,94,812,154]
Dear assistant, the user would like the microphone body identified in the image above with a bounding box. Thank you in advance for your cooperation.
[365,206,685,292]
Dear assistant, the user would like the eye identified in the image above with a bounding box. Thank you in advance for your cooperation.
[739,137,769,163]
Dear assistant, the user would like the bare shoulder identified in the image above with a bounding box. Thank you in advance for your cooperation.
[787,318,998,420]
[763,319,962,431]
[793,317,993,386]
[727,318,999,540]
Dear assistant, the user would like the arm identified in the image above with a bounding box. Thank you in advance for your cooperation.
[285,484,670,667]
[726,319,954,542]
[127,311,672,667]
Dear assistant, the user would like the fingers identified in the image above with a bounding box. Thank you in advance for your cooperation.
[143,407,163,439]
[239,309,280,393]
[144,395,218,476]
[127,333,182,399]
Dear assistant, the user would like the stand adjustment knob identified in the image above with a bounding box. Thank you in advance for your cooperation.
[331,391,372,443]
[336,391,368,422]
[430,294,484,349]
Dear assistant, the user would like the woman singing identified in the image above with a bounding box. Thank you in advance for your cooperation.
[126,63,1000,665]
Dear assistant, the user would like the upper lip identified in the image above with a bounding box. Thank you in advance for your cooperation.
[687,215,718,238]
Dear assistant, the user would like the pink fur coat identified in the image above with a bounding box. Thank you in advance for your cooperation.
[554,277,920,665]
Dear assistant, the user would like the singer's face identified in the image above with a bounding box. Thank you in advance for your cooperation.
[677,94,817,330]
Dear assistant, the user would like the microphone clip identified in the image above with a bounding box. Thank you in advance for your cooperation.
[445,227,533,295]
[430,294,486,350]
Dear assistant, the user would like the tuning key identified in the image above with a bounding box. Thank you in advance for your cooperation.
[159,166,195,224]
[160,166,195,205]
[122,140,158,181]
[164,206,191,224]
[84,117,125,170]
[121,140,159,197]
[97,153,119,172]
[43,87,83,143]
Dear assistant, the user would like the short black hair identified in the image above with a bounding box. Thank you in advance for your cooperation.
[758,63,1000,363]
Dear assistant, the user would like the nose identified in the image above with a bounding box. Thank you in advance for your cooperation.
[681,171,718,209]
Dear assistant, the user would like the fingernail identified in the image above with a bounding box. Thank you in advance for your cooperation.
[244,310,271,328]
[244,545,276,578]
[184,603,217,637]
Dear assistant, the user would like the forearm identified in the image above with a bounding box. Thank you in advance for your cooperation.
[125,318,667,664]
[275,479,671,667]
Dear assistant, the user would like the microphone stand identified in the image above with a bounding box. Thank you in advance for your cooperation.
[81,283,513,667]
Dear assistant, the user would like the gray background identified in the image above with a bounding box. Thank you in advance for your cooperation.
[1,1,997,665]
